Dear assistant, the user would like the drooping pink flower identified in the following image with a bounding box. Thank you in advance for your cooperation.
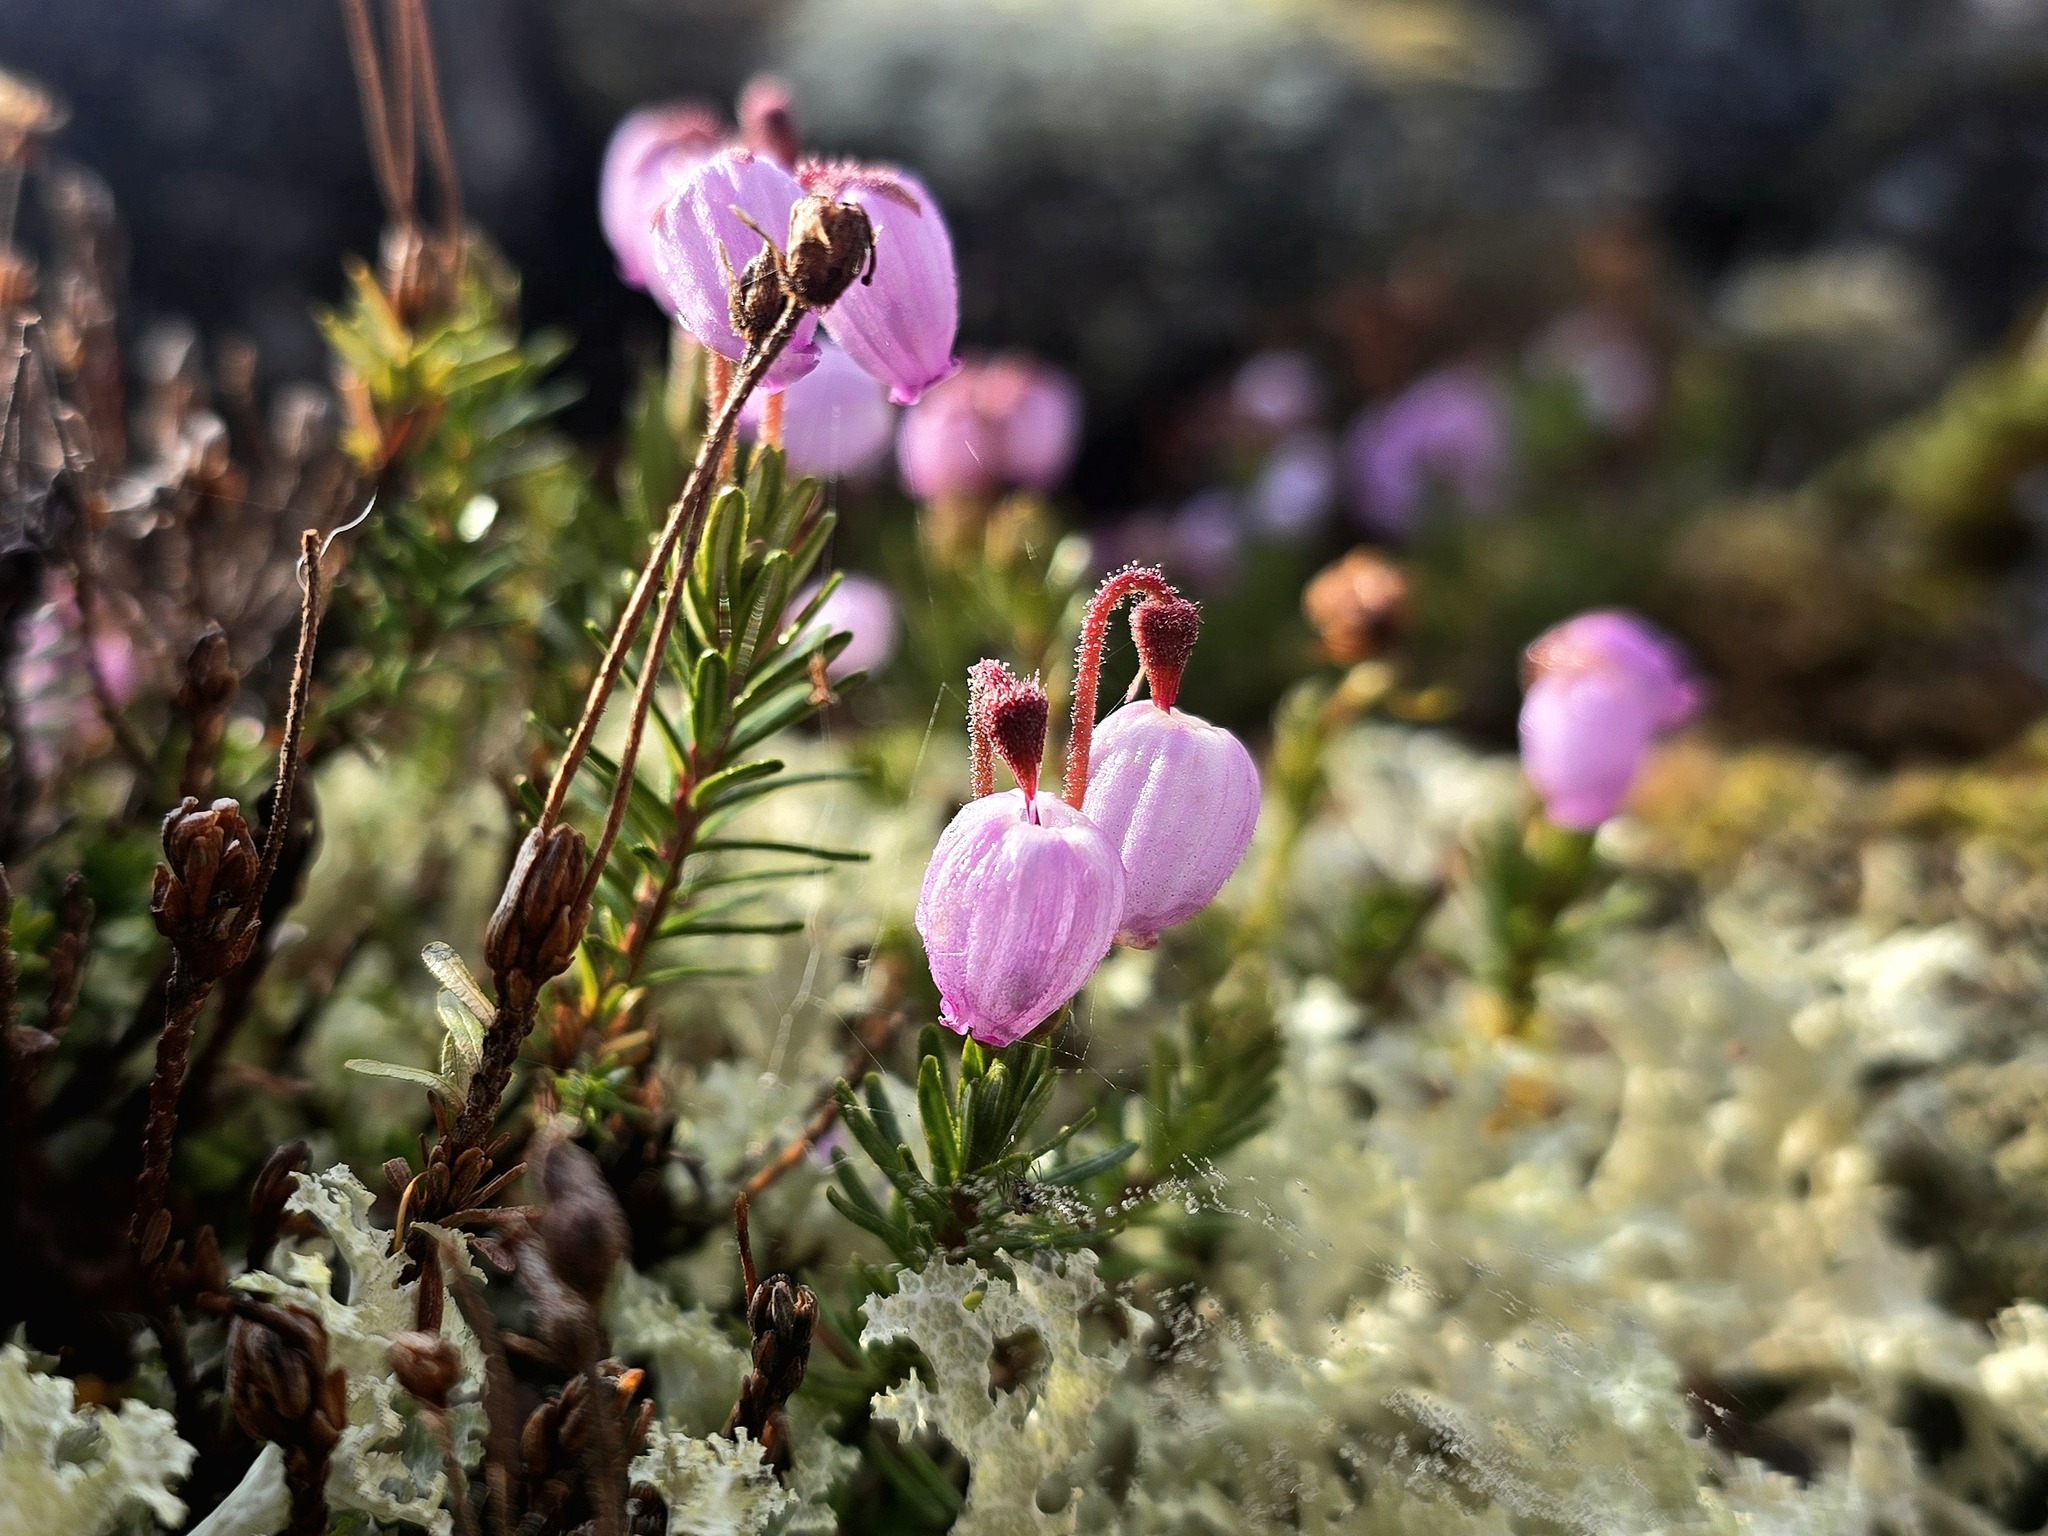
[915,665,1123,1046]
[916,790,1125,1045]
[804,162,960,405]
[1518,609,1701,829]
[1524,610,1700,732]
[599,102,724,292]
[896,355,1082,499]
[1077,594,1259,946]
[1168,491,1242,593]
[648,148,821,389]
[1247,431,1337,539]
[1230,349,1323,434]
[740,340,896,480]
[1342,364,1513,537]
[737,75,800,169]
[799,572,899,680]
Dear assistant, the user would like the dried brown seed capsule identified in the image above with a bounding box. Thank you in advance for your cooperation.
[389,1330,461,1410]
[152,796,262,976]
[784,194,875,310]
[729,244,788,351]
[534,1137,629,1308]
[485,824,589,987]
[226,1303,345,1458]
[1302,548,1412,666]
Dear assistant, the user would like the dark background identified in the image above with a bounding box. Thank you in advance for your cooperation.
[6,0,2048,507]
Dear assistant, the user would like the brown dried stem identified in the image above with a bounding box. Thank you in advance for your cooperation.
[132,529,325,1282]
[541,301,804,856]
[1062,564,1178,808]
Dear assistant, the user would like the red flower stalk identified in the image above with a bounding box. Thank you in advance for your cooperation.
[1062,564,1181,807]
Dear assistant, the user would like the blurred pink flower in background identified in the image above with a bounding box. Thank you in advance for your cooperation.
[1527,307,1659,432]
[598,101,723,292]
[1342,364,1513,536]
[1519,609,1701,829]
[741,341,896,480]
[1168,490,1242,591]
[737,75,800,169]
[1230,348,1323,435]
[896,353,1082,499]
[799,572,899,681]
[1246,430,1337,539]
[11,575,140,778]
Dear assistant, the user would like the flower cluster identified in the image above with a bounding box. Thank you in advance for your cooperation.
[602,80,960,406]
[1517,609,1701,829]
[914,566,1260,1045]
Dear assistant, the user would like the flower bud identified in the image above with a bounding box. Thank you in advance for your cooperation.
[1132,597,1201,713]
[914,791,1124,1047]
[975,664,1050,801]
[1518,609,1701,829]
[784,193,876,312]
[1302,548,1411,665]
[1081,702,1261,947]
[152,796,262,975]
[485,824,589,988]
[649,148,820,388]
[805,162,959,403]
[227,1304,345,1459]
[534,1135,629,1308]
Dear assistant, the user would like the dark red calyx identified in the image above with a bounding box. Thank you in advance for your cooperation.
[973,663,1050,800]
[1133,596,1202,712]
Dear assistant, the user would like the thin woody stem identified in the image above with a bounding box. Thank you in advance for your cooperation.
[1062,565,1177,808]
[242,530,323,939]
[134,529,326,1282]
[402,0,462,247]
[738,1010,905,1201]
[383,0,417,218]
[543,305,803,846]
[338,0,406,220]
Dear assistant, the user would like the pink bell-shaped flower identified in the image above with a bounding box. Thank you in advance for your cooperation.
[1523,609,1700,731]
[896,354,1082,499]
[740,340,896,480]
[1343,364,1513,537]
[737,75,800,169]
[1518,609,1701,830]
[1075,589,1260,946]
[599,101,723,292]
[914,664,1123,1047]
[797,572,899,681]
[648,148,821,390]
[805,161,960,405]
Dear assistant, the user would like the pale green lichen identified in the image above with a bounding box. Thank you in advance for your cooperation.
[861,1250,1140,1536]
[629,1422,790,1536]
[608,1267,855,1533]
[0,1342,193,1532]
[235,1164,485,1536]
